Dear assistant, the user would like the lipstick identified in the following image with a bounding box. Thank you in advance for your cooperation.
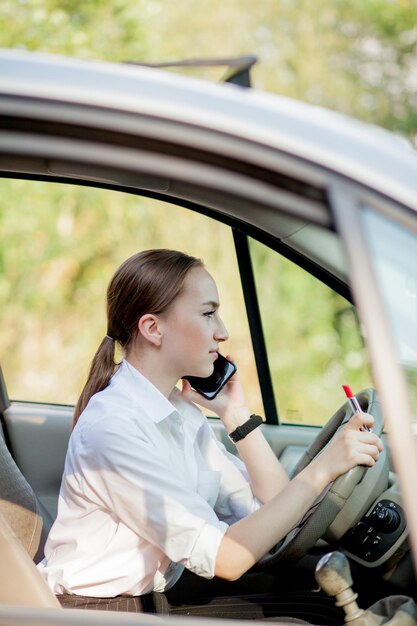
[342,385,371,432]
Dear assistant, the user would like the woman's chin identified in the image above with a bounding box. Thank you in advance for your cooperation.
[186,364,215,379]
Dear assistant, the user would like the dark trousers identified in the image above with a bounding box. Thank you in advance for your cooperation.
[58,569,345,623]
[162,570,344,623]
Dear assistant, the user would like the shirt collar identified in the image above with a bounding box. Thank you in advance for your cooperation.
[115,359,178,425]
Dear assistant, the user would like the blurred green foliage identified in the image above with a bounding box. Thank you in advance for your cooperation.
[0,0,414,422]
[0,181,264,412]
[2,0,417,138]
[251,240,372,423]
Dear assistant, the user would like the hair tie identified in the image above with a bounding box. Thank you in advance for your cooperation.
[105,335,115,342]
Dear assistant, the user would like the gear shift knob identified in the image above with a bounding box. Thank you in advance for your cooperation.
[315,551,364,623]
[315,551,353,596]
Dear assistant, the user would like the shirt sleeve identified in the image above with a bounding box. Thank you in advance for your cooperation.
[196,420,262,525]
[74,411,228,579]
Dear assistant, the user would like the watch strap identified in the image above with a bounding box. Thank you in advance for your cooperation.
[228,414,263,443]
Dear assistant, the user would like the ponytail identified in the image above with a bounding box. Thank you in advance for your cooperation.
[72,249,203,428]
[73,335,116,426]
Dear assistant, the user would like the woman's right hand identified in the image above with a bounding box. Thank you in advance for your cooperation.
[307,412,383,488]
[181,356,251,432]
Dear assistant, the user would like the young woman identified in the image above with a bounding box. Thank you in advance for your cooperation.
[38,249,383,621]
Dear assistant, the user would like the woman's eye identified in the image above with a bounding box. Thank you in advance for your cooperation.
[204,310,215,318]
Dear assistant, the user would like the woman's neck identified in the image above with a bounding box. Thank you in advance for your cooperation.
[126,352,178,399]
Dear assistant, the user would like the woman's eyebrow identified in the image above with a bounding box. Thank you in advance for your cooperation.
[202,300,219,308]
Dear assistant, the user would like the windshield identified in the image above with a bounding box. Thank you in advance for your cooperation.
[362,207,417,419]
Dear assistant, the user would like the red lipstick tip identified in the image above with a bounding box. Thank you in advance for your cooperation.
[342,384,354,398]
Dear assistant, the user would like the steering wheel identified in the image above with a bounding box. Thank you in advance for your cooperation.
[259,388,386,572]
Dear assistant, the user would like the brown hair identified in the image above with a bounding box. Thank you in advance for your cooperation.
[73,249,203,425]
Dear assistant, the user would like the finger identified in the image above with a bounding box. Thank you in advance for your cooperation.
[181,379,203,401]
[345,433,382,467]
[339,428,382,459]
[348,412,374,431]
[359,430,384,452]
[361,443,381,461]
[181,378,192,393]
[350,433,384,457]
[370,434,384,452]
[357,454,377,468]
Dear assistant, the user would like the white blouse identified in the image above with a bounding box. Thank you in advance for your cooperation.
[38,359,260,597]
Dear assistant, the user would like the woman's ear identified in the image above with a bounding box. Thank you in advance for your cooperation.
[137,314,162,347]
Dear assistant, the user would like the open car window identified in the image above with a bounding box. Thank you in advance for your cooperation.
[0,178,263,413]
[250,236,373,426]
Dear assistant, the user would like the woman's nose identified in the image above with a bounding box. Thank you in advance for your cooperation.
[215,317,229,342]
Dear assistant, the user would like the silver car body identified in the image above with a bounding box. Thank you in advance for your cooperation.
[0,49,417,623]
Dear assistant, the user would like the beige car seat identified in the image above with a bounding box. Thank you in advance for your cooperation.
[0,510,60,608]
[0,433,53,563]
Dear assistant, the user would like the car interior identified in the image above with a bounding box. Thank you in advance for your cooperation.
[1,53,416,622]
[0,178,416,615]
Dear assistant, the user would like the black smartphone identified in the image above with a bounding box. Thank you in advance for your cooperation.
[182,353,237,400]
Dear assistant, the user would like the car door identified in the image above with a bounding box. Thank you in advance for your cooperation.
[330,183,417,573]
[1,51,417,621]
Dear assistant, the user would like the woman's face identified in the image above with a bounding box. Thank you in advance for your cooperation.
[159,266,229,379]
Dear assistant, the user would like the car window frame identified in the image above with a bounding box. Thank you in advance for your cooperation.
[0,171,354,428]
[0,85,373,429]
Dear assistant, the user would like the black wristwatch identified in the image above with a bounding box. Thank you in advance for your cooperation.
[227,414,263,443]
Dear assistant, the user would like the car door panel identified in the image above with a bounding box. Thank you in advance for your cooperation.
[3,403,72,519]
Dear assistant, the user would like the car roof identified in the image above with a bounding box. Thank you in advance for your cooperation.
[1,49,417,212]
